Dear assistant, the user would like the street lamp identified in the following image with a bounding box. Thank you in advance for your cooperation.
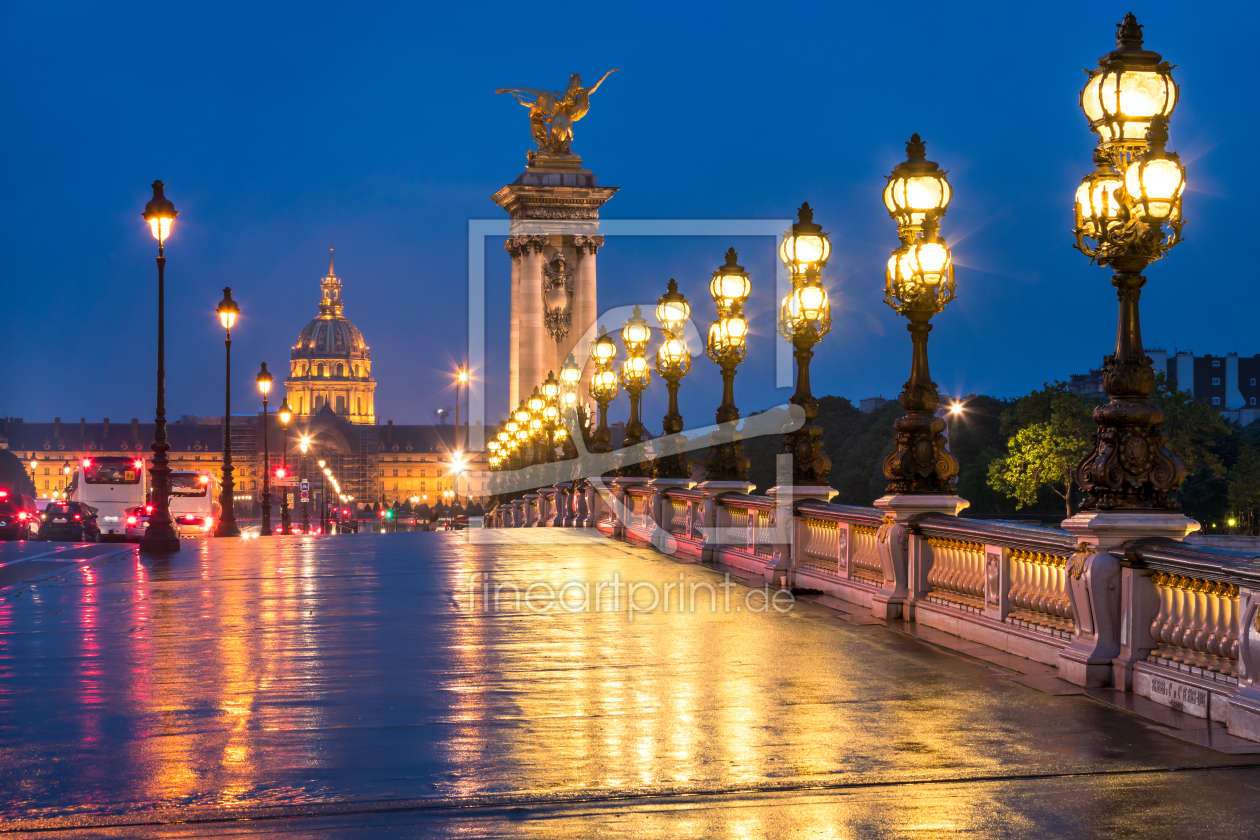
[881,135,959,494]
[299,435,310,533]
[654,279,692,479]
[278,397,293,535]
[704,249,752,481]
[454,364,469,456]
[256,362,274,536]
[618,306,652,475]
[1071,14,1186,511]
[778,203,834,487]
[588,327,620,455]
[317,458,326,533]
[213,288,242,537]
[140,180,180,552]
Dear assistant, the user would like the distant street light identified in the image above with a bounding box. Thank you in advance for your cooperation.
[214,288,242,538]
[278,397,293,535]
[588,328,620,456]
[256,363,274,536]
[140,180,181,553]
[654,279,693,480]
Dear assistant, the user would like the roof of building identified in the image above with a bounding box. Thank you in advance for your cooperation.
[1,420,225,455]
[292,249,370,362]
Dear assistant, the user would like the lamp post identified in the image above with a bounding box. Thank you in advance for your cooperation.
[542,371,561,462]
[778,203,834,487]
[299,435,310,533]
[257,363,273,536]
[140,180,180,552]
[560,355,583,462]
[881,135,959,494]
[318,458,327,534]
[1072,13,1186,511]
[618,307,652,476]
[455,365,469,456]
[278,398,292,535]
[704,249,752,482]
[653,279,693,479]
[527,387,547,465]
[213,289,242,537]
[588,327,620,456]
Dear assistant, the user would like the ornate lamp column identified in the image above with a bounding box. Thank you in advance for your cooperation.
[871,135,968,621]
[1072,13,1186,514]
[652,279,693,480]
[588,327,620,456]
[1060,14,1197,691]
[558,354,584,526]
[214,288,242,538]
[278,398,293,535]
[702,249,752,483]
[618,307,652,477]
[777,204,835,489]
[257,363,274,537]
[139,181,180,552]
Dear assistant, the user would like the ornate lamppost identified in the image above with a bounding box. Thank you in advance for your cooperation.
[703,249,752,481]
[778,203,834,487]
[278,397,293,535]
[140,181,180,552]
[881,135,959,495]
[527,386,549,464]
[256,363,274,536]
[214,288,242,538]
[514,401,534,468]
[299,435,310,533]
[1072,13,1185,512]
[317,458,327,533]
[588,328,620,457]
[653,279,692,479]
[559,355,583,461]
[619,307,652,476]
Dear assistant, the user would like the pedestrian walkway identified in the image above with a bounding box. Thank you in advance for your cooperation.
[1,531,1258,837]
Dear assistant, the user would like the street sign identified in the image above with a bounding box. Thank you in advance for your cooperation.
[300,479,309,502]
[272,476,298,487]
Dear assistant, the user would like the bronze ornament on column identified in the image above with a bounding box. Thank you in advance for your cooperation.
[1072,15,1186,512]
[881,137,959,494]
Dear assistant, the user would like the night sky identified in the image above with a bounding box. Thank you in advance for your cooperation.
[2,1,1254,434]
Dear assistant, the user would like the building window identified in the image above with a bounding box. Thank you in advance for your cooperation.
[406,469,412,477]
[1213,360,1221,367]
[392,469,398,477]
[336,395,347,414]
[43,467,49,475]
[1253,398,1257,406]
[1213,378,1221,385]
[43,480,48,490]
[1252,379,1257,386]
[1213,397,1221,405]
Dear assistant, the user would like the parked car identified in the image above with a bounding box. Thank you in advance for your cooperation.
[123,505,153,541]
[40,501,101,542]
[0,491,42,541]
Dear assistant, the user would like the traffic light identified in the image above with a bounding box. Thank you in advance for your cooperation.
[275,467,286,479]
[385,509,394,519]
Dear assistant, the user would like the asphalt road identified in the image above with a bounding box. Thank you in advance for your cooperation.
[1,530,1258,838]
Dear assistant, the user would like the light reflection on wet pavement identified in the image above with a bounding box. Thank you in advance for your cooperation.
[1,531,1259,837]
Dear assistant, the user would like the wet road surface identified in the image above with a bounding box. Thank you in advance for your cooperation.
[1,530,1258,837]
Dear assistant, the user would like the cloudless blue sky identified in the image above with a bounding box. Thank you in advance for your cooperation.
[2,1,1255,432]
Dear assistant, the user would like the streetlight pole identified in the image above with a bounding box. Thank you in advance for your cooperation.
[318,459,327,534]
[588,327,619,457]
[618,308,652,476]
[299,436,310,533]
[703,249,752,482]
[215,289,241,538]
[257,363,273,536]
[278,398,292,535]
[778,203,834,487]
[653,280,693,479]
[140,181,180,552]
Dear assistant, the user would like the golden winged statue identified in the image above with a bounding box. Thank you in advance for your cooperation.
[496,70,619,157]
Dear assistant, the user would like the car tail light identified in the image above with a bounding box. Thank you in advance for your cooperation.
[145,506,153,514]
[127,516,137,525]
[0,491,8,498]
[133,460,144,470]
[74,514,81,521]
[17,512,27,521]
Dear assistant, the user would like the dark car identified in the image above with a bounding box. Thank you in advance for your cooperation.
[0,491,42,541]
[40,501,101,542]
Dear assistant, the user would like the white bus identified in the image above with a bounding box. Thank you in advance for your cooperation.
[71,456,147,541]
[169,471,220,537]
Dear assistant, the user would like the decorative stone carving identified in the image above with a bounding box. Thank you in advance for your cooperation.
[542,253,574,341]
[573,234,604,255]
[986,552,1001,606]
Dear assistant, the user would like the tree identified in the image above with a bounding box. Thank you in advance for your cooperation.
[1153,373,1231,480]
[987,421,1093,516]
[1228,445,1260,534]
[987,382,1096,516]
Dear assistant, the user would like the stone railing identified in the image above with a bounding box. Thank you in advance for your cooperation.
[486,480,1260,742]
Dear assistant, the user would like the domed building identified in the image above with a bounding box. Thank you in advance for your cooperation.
[286,251,376,424]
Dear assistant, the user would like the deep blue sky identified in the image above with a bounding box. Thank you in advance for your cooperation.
[2,1,1254,432]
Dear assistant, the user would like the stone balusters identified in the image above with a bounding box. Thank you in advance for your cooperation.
[1008,549,1074,633]
[925,537,986,610]
[1148,572,1240,677]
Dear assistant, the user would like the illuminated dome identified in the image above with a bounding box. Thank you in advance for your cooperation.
[285,250,377,424]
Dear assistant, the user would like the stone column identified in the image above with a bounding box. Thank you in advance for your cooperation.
[506,238,524,408]
[647,477,695,556]
[517,236,548,400]
[696,481,757,564]
[536,487,556,527]
[764,485,837,590]
[1058,511,1198,687]
[571,235,603,384]
[871,493,970,620]
[551,483,571,527]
